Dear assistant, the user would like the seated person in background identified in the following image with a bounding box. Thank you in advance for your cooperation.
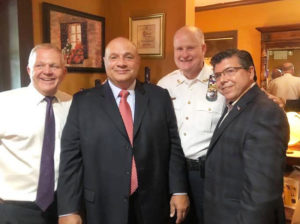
[267,67,282,93]
[268,62,300,100]
[263,85,300,112]
[271,67,282,80]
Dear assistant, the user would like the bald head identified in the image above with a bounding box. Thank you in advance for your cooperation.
[282,62,295,75]
[105,37,138,58]
[173,26,206,79]
[174,26,205,46]
[103,37,140,89]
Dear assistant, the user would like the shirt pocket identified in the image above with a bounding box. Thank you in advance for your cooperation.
[194,101,223,133]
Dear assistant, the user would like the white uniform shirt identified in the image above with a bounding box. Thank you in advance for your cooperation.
[0,85,72,201]
[157,64,226,159]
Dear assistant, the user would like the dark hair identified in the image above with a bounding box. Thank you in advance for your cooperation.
[210,49,257,81]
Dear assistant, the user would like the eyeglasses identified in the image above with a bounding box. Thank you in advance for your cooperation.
[214,66,244,80]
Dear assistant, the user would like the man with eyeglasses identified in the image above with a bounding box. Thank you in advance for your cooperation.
[203,49,289,224]
[157,26,225,223]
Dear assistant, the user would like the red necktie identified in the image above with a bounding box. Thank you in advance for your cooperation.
[119,90,138,195]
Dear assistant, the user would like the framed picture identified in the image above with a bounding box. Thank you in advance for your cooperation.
[204,30,237,65]
[129,13,165,58]
[42,3,105,73]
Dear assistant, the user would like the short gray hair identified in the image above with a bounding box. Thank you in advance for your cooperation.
[28,43,65,68]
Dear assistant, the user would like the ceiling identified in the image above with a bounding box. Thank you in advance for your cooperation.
[195,0,242,7]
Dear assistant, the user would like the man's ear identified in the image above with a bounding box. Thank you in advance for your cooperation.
[103,57,107,67]
[248,66,255,80]
[202,43,207,55]
[27,66,31,77]
[63,67,67,75]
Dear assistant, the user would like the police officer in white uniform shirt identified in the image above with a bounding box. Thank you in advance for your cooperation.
[158,26,225,224]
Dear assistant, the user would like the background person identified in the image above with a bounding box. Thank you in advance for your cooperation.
[268,62,300,100]
[271,67,282,80]
[0,43,72,224]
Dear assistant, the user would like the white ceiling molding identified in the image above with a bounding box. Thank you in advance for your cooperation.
[195,0,282,12]
[195,0,242,7]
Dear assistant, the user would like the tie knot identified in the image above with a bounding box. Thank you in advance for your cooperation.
[227,102,233,111]
[44,96,55,104]
[119,90,129,99]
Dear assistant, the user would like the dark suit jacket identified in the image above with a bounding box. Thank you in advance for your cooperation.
[204,85,290,224]
[57,81,188,224]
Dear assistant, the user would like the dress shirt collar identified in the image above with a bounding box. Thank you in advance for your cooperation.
[283,73,293,77]
[108,80,136,100]
[28,83,64,105]
[177,63,212,86]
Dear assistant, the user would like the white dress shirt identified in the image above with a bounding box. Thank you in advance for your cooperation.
[157,64,226,159]
[0,84,72,201]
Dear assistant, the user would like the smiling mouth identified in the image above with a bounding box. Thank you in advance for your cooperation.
[115,70,129,74]
[41,78,55,81]
[221,86,232,92]
[179,58,192,62]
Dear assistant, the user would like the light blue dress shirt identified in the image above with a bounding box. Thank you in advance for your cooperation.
[108,80,135,121]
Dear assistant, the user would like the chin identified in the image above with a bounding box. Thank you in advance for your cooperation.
[222,93,232,101]
[179,63,193,69]
[41,86,58,95]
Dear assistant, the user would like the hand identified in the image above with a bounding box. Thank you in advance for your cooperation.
[170,194,190,223]
[261,88,286,108]
[59,214,82,224]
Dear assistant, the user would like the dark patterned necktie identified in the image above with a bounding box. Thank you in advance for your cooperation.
[119,90,138,195]
[216,103,233,129]
[36,96,55,211]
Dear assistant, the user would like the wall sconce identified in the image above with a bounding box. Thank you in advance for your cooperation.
[288,50,294,56]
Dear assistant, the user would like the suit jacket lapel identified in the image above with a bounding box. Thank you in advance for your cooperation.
[207,84,261,156]
[133,81,149,141]
[100,82,130,142]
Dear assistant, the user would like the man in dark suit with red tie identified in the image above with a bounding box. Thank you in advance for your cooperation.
[57,37,189,224]
[203,49,289,224]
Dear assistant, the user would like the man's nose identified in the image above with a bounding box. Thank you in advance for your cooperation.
[43,65,52,74]
[219,73,227,83]
[181,49,189,58]
[116,58,126,67]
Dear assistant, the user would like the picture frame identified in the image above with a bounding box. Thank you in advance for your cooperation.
[42,3,105,73]
[129,13,165,58]
[204,30,237,64]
